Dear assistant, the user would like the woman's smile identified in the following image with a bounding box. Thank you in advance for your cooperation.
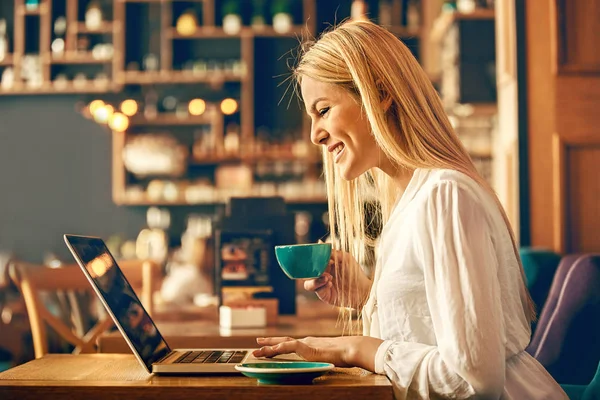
[330,142,346,163]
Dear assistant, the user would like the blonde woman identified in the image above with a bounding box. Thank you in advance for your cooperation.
[253,20,566,399]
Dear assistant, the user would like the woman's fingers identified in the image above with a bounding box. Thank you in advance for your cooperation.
[256,336,294,346]
[253,338,313,360]
[303,273,332,291]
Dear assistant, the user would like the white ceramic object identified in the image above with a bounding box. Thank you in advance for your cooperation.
[219,305,267,329]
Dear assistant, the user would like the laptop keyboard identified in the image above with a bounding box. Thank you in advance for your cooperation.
[174,350,248,364]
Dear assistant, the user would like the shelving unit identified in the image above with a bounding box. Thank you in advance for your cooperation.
[50,51,112,64]
[431,7,497,183]
[118,70,245,84]
[73,21,114,33]
[106,0,326,206]
[0,0,442,207]
[0,0,120,93]
[451,9,495,21]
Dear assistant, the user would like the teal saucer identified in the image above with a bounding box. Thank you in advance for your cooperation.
[234,361,334,385]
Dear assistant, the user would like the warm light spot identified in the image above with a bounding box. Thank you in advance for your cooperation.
[93,104,114,124]
[88,254,112,278]
[176,9,198,36]
[120,99,138,116]
[188,98,206,116]
[109,112,130,132]
[220,98,238,115]
[88,99,105,115]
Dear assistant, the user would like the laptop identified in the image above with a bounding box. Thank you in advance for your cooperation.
[64,234,271,374]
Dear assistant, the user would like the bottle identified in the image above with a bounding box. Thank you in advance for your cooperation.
[222,1,242,35]
[351,0,368,21]
[251,0,267,30]
[176,9,198,36]
[51,17,66,57]
[0,19,7,62]
[144,89,158,119]
[378,0,393,27]
[1,67,14,90]
[407,0,420,30]
[85,1,103,31]
[223,123,240,155]
[271,0,292,34]
[457,0,476,13]
[25,0,40,11]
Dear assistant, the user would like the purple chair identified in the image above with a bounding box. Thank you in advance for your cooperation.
[526,254,600,385]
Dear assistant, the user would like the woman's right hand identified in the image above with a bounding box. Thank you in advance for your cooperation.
[303,246,371,309]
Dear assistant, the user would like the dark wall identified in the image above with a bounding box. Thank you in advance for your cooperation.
[0,96,147,263]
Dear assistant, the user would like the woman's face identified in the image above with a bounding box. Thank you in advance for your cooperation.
[301,76,384,180]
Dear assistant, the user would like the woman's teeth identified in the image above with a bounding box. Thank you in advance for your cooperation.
[333,144,345,161]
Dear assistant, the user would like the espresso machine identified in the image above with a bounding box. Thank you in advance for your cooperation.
[212,197,297,315]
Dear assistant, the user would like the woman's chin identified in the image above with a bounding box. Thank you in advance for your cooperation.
[338,165,361,181]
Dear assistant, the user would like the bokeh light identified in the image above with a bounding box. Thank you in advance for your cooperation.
[120,99,138,116]
[88,99,105,116]
[108,112,130,132]
[93,104,114,124]
[188,98,206,116]
[220,98,238,115]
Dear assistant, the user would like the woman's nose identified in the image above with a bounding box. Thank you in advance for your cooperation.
[310,123,328,146]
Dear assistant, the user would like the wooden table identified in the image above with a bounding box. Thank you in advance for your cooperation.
[0,354,393,400]
[99,300,359,353]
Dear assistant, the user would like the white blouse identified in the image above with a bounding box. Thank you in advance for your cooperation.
[363,169,567,399]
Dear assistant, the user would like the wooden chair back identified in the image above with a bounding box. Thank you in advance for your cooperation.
[9,259,160,359]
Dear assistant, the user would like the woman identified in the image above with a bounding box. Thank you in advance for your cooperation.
[252,20,566,399]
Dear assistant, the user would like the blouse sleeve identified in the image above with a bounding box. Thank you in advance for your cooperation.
[375,180,506,400]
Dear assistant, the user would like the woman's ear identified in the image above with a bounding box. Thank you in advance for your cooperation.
[375,79,392,112]
[381,95,393,112]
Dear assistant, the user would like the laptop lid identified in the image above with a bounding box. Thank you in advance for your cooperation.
[64,234,171,373]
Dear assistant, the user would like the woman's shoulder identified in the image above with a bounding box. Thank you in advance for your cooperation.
[414,168,501,225]
[416,168,484,199]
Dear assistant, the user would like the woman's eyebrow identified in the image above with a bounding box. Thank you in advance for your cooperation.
[308,97,328,114]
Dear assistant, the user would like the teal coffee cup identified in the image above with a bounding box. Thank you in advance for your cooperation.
[274,243,332,279]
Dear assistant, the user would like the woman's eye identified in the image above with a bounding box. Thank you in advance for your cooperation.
[318,107,330,116]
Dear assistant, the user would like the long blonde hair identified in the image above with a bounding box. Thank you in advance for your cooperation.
[294,20,536,323]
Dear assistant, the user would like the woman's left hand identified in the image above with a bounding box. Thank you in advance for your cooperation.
[253,336,384,370]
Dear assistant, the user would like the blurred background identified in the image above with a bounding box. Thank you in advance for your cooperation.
[0,0,504,263]
[0,0,598,389]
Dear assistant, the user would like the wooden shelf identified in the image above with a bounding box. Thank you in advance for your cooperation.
[49,52,112,64]
[249,26,311,38]
[0,54,13,66]
[469,151,492,159]
[190,153,321,165]
[452,9,495,20]
[385,26,421,38]
[117,0,164,3]
[190,156,243,165]
[470,103,498,115]
[130,112,217,126]
[0,84,114,95]
[18,5,48,16]
[286,197,328,204]
[450,102,498,117]
[73,22,114,35]
[247,152,321,162]
[168,26,309,39]
[118,0,205,2]
[120,70,245,85]
[115,195,327,206]
[167,27,245,39]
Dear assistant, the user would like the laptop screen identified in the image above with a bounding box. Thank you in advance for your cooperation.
[65,235,171,372]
